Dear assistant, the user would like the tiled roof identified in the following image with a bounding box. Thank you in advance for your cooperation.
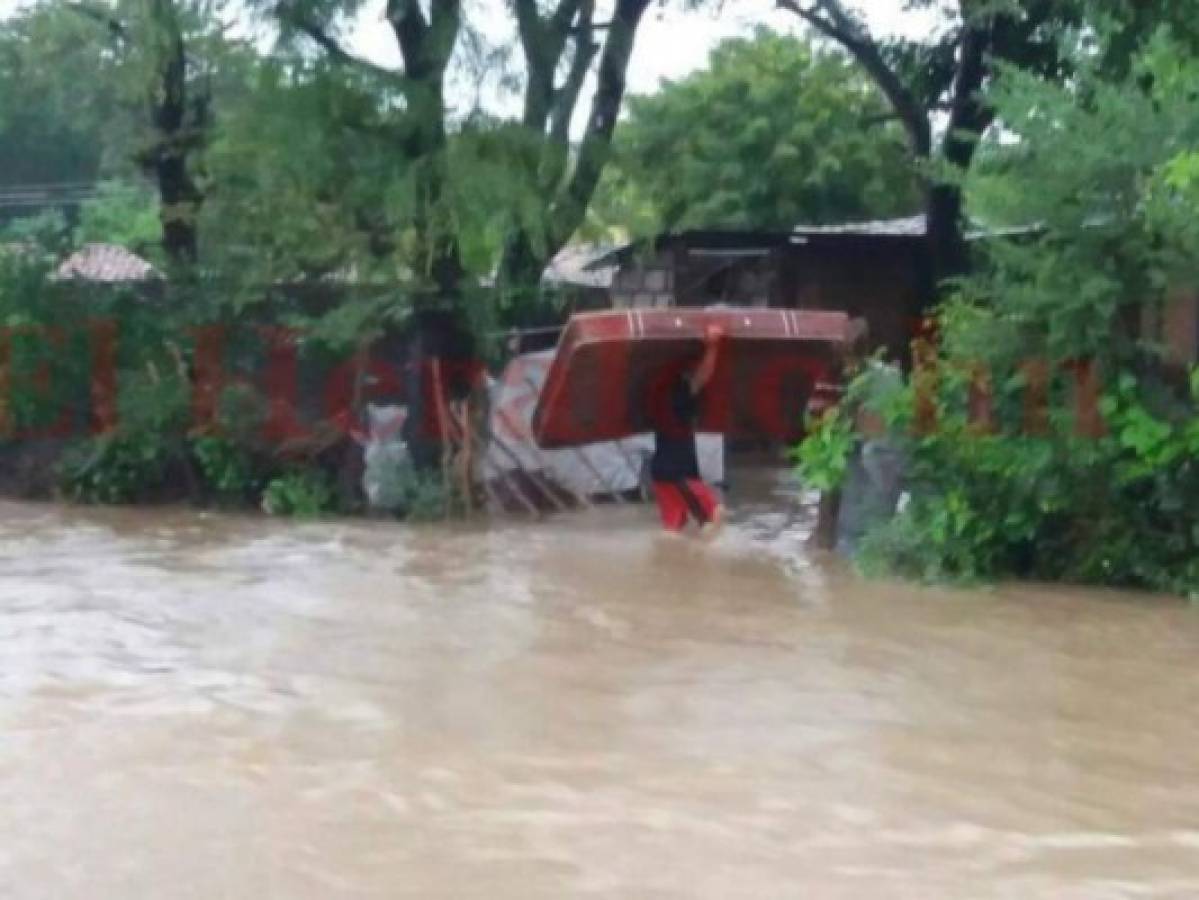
[55,243,158,282]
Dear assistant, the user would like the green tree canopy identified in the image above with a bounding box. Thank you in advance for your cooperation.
[955,30,1199,365]
[0,4,126,226]
[595,30,920,234]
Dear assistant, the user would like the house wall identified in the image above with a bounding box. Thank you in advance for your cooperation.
[1139,289,1199,371]
[781,239,925,365]
[611,244,781,309]
[1163,290,1199,368]
[672,250,778,307]
[609,236,927,366]
[610,250,675,309]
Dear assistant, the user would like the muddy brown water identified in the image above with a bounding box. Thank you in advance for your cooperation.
[1,469,1198,898]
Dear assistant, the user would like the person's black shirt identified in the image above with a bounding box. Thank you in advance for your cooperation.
[651,377,701,481]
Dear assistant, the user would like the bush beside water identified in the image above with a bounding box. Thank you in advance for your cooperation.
[0,249,442,519]
[797,366,1199,599]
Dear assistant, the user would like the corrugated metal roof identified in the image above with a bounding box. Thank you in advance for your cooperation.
[792,214,930,238]
[792,213,1038,241]
[587,215,1040,271]
[55,243,158,282]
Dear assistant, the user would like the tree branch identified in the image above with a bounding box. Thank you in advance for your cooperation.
[775,0,856,48]
[778,0,932,158]
[427,0,461,72]
[387,0,429,74]
[68,2,129,44]
[548,0,652,250]
[518,0,584,129]
[549,0,596,148]
[277,8,409,84]
[549,0,584,39]
[942,16,992,170]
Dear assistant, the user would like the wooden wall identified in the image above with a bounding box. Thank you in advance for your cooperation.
[609,236,928,366]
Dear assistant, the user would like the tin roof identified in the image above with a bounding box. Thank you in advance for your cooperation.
[584,215,1042,272]
[792,214,929,238]
[792,213,1038,242]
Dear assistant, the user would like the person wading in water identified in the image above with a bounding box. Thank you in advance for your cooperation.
[650,323,727,536]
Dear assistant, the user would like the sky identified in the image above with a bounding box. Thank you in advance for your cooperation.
[0,0,944,137]
[0,0,942,97]
[344,0,944,97]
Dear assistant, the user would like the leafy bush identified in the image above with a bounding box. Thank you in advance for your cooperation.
[390,462,454,522]
[191,434,260,503]
[59,433,171,504]
[0,254,92,438]
[856,372,1199,598]
[850,34,1199,599]
[261,470,336,518]
[792,359,906,493]
[791,408,853,493]
[58,371,191,504]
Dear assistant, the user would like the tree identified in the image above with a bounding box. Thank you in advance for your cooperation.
[778,0,1076,292]
[837,33,1199,595]
[67,0,244,267]
[596,30,920,234]
[494,0,653,296]
[77,180,162,251]
[0,5,126,227]
[778,0,1199,296]
[201,59,413,284]
[268,0,658,303]
[959,33,1199,364]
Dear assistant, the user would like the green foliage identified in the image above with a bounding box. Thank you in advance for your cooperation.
[966,34,1199,363]
[792,409,853,493]
[60,433,172,504]
[202,61,407,285]
[0,210,73,253]
[858,31,1199,598]
[0,4,121,198]
[857,369,1199,597]
[117,370,191,437]
[390,462,455,522]
[597,30,920,233]
[0,254,91,437]
[261,470,336,519]
[58,370,191,504]
[77,181,161,251]
[191,434,260,502]
[793,360,908,492]
[201,57,562,299]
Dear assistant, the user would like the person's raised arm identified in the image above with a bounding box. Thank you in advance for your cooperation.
[689,323,725,393]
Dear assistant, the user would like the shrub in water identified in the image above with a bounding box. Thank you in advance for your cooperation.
[191,435,261,504]
[261,470,336,519]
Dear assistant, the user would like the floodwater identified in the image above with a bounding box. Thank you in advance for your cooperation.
[1,470,1198,899]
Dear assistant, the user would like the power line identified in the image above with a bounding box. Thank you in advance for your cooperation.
[0,187,102,196]
[0,195,103,210]
[0,180,103,191]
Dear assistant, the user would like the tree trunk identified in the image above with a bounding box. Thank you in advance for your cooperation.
[389,0,463,302]
[497,0,599,306]
[547,0,650,249]
[496,0,649,303]
[497,229,546,312]
[146,0,203,268]
[925,183,967,295]
[925,12,992,293]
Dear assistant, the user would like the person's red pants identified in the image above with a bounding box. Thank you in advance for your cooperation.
[652,480,720,531]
